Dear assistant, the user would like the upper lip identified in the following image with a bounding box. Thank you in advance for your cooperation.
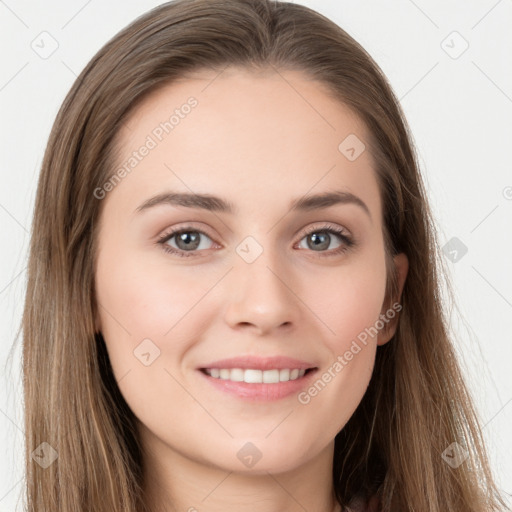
[199,356,316,371]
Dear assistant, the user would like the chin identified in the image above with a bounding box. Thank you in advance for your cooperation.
[208,436,322,475]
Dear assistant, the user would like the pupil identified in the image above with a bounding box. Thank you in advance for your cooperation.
[174,231,332,252]
[309,232,330,251]
[177,232,200,250]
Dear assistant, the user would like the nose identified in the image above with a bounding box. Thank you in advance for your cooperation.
[223,249,300,336]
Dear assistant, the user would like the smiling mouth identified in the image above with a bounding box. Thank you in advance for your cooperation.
[201,367,316,383]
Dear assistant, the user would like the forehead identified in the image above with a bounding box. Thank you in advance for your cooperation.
[109,67,381,217]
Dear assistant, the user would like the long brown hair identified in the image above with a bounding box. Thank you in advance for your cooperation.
[22,0,508,511]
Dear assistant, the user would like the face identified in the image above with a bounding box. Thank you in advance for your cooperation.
[94,67,407,476]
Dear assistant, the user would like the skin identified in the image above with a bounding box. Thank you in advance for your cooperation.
[94,66,408,512]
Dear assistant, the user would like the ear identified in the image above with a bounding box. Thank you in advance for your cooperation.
[377,252,408,346]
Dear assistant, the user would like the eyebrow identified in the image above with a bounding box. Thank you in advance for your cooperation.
[135,190,371,219]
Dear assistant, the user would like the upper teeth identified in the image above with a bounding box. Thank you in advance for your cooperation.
[204,368,306,383]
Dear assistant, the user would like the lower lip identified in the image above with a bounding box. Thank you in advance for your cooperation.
[198,369,318,401]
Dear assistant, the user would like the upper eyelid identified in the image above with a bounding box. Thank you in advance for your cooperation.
[158,223,216,241]
[299,223,350,236]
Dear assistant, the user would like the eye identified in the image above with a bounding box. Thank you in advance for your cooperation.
[296,224,354,256]
[157,227,217,257]
[157,223,354,258]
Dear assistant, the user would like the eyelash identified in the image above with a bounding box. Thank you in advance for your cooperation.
[156,223,355,258]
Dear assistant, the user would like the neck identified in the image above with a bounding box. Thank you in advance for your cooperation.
[142,433,340,512]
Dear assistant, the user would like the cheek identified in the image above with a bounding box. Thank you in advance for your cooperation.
[94,248,221,429]
[94,243,219,379]
[292,249,387,428]
[96,241,222,337]
[303,251,388,352]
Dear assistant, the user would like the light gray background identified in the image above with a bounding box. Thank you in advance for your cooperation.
[1,0,511,509]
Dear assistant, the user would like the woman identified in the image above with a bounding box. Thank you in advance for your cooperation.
[22,0,507,511]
